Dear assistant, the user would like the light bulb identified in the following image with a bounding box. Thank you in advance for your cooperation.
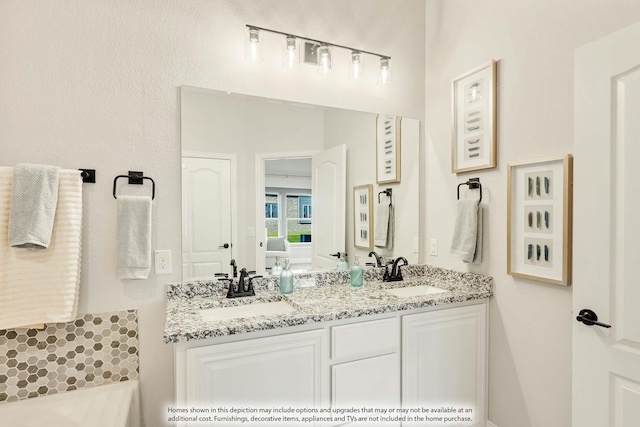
[245,27,262,62]
[350,51,363,80]
[318,45,332,74]
[378,57,392,85]
[282,35,299,68]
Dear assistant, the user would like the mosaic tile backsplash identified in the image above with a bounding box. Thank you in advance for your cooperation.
[0,309,138,403]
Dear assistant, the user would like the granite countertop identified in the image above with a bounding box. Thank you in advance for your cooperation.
[164,265,493,344]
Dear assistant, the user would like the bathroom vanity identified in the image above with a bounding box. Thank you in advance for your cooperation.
[166,266,492,427]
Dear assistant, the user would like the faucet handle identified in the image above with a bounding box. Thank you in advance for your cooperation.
[247,275,262,292]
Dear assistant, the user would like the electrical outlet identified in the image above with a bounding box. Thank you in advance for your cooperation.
[430,239,438,256]
[155,250,172,275]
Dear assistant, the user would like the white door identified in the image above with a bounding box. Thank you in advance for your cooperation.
[573,21,640,427]
[312,145,347,269]
[182,157,232,280]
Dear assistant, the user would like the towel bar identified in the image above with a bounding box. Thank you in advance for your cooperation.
[457,177,482,202]
[113,171,155,200]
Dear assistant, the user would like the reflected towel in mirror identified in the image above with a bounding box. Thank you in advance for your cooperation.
[374,203,394,249]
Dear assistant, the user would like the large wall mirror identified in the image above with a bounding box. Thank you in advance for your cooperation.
[181,86,420,280]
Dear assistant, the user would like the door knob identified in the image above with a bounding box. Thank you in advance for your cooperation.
[218,243,230,249]
[576,309,611,328]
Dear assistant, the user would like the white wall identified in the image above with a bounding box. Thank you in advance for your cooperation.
[424,1,640,426]
[0,1,425,426]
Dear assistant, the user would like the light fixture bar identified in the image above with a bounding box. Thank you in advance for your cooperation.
[246,24,390,60]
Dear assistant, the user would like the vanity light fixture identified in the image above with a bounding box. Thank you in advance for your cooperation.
[350,50,363,80]
[245,24,391,84]
[318,44,332,74]
[378,57,392,85]
[283,35,300,68]
[245,27,262,62]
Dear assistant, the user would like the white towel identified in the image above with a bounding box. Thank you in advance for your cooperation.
[0,168,82,330]
[450,199,482,263]
[8,164,60,249]
[116,195,152,280]
[374,203,394,249]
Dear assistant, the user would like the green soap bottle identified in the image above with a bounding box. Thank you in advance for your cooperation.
[336,252,349,271]
[279,259,294,294]
[350,255,363,287]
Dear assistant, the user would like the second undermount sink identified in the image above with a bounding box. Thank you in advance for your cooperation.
[200,300,297,322]
[385,285,448,298]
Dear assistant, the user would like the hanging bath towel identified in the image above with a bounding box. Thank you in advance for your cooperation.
[8,163,60,249]
[450,198,482,263]
[116,195,152,280]
[0,167,83,330]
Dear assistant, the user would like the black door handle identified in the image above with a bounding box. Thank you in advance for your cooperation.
[218,243,230,249]
[576,309,611,328]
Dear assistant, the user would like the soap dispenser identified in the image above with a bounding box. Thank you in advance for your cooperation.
[271,255,283,276]
[336,252,349,271]
[350,255,363,287]
[279,258,294,294]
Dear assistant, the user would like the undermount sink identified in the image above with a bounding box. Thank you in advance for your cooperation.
[200,300,297,322]
[385,285,448,298]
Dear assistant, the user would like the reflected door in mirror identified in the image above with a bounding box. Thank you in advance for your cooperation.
[312,145,346,269]
[182,157,232,280]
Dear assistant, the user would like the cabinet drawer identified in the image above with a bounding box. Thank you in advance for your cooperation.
[331,317,399,360]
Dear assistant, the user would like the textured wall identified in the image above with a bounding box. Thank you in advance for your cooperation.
[0,1,425,426]
[423,1,640,426]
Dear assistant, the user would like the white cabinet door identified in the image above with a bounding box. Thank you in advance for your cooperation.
[403,304,487,427]
[331,353,401,426]
[184,330,326,426]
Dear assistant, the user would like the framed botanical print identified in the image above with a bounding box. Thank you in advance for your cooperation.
[507,155,573,286]
[376,115,401,184]
[451,60,497,173]
[353,184,373,249]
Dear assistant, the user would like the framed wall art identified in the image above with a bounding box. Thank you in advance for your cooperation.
[451,60,497,173]
[376,114,401,184]
[353,184,373,249]
[507,155,573,286]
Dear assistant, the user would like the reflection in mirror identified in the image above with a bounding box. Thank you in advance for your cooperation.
[265,158,313,271]
[181,86,420,280]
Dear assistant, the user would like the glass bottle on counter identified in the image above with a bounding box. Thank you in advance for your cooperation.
[350,255,363,287]
[336,252,349,271]
[279,258,294,294]
[271,255,283,276]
